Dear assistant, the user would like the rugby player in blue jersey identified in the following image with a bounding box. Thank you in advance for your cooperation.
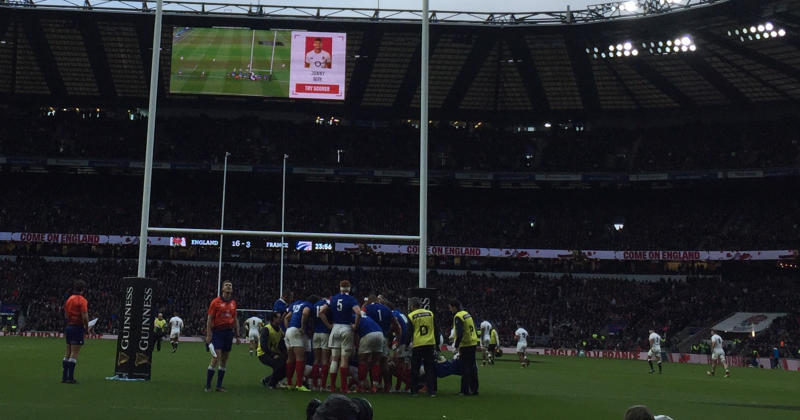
[327,280,361,393]
[284,295,317,391]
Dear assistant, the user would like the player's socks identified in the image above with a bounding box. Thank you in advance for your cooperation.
[648,361,654,372]
[658,361,662,373]
[295,361,305,388]
[357,363,368,390]
[216,367,226,389]
[62,357,69,382]
[370,365,381,390]
[321,364,330,389]
[329,371,338,392]
[339,367,349,393]
[311,364,320,388]
[206,366,216,389]
[67,358,77,381]
[285,362,296,387]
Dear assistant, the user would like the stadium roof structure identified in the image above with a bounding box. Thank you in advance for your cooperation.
[1,0,800,120]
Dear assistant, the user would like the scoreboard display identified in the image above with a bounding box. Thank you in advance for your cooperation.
[181,239,335,251]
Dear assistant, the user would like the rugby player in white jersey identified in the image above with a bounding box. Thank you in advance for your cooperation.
[647,329,663,374]
[707,330,730,378]
[245,315,264,356]
[514,323,530,368]
[168,313,184,353]
[479,320,492,366]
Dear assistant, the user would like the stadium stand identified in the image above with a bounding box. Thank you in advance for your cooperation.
[1,112,798,171]
[1,172,798,250]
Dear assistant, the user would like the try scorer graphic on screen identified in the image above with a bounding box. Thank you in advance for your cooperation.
[290,31,346,100]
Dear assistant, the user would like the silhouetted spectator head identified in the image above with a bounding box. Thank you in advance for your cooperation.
[624,405,655,420]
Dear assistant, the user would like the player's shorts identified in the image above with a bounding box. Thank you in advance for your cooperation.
[358,332,385,355]
[313,332,331,350]
[211,328,234,352]
[170,328,180,339]
[65,325,84,346]
[248,330,260,342]
[329,324,355,353]
[285,327,308,348]
[516,342,528,353]
[648,347,661,358]
[712,349,726,362]
[481,336,491,348]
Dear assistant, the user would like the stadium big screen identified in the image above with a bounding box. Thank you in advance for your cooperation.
[169,27,346,100]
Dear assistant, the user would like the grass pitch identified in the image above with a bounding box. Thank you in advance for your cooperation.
[170,27,291,97]
[1,336,799,419]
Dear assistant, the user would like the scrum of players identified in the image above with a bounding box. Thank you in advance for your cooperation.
[244,279,528,393]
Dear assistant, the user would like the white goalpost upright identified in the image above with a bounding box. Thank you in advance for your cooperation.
[137,0,163,279]
[419,0,429,288]
[269,30,278,76]
[216,152,230,297]
[136,0,430,289]
[248,29,256,73]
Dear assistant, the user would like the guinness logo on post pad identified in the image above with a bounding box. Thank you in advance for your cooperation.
[117,352,129,366]
[135,352,150,367]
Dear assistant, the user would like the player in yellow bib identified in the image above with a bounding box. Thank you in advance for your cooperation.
[449,300,479,396]
[257,312,287,389]
[408,297,437,397]
[154,313,167,352]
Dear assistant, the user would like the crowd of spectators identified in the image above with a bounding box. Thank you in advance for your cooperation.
[2,173,798,250]
[1,111,798,172]
[735,315,800,362]
[2,257,797,357]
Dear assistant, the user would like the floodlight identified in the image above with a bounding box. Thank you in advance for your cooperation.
[620,1,638,12]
